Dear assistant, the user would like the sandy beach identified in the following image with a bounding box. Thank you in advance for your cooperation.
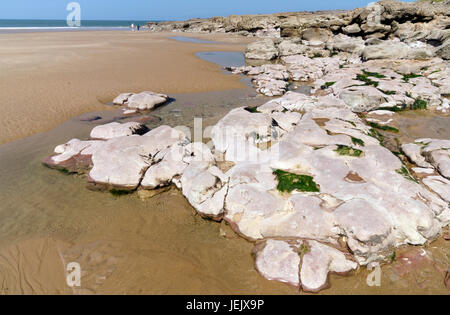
[0,31,253,144]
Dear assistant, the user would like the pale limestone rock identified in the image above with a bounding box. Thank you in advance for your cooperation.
[338,86,387,112]
[342,24,361,35]
[254,239,301,287]
[329,34,365,55]
[51,139,102,164]
[89,126,187,190]
[362,41,434,60]
[300,241,357,292]
[403,139,450,179]
[180,162,228,219]
[412,167,435,175]
[126,91,169,110]
[90,122,149,140]
[260,194,339,241]
[245,39,278,60]
[300,27,332,43]
[277,39,308,56]
[141,142,215,189]
[44,138,105,172]
[402,143,433,168]
[422,176,450,203]
[271,111,302,132]
[113,93,133,105]
[210,107,272,154]
[225,183,286,239]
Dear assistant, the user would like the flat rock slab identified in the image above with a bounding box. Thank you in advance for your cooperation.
[113,93,133,105]
[254,239,301,287]
[300,241,357,292]
[89,125,187,190]
[403,139,450,180]
[90,122,149,140]
[126,91,169,110]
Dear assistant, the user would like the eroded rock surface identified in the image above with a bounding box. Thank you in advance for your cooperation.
[112,91,170,111]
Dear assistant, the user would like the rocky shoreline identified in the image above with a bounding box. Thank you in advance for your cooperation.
[43,0,449,293]
[148,0,448,59]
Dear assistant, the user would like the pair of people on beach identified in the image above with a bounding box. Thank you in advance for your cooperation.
[131,23,140,31]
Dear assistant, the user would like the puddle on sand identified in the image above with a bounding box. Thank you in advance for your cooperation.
[374,109,450,152]
[394,110,450,143]
[170,36,217,44]
[196,51,246,68]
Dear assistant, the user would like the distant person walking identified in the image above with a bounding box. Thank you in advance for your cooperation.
[137,24,140,31]
[131,23,135,31]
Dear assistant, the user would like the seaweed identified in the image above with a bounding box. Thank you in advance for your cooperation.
[402,73,422,83]
[390,250,397,263]
[298,244,309,256]
[362,70,386,79]
[57,168,71,175]
[244,106,261,113]
[338,118,357,127]
[396,166,419,184]
[110,189,133,196]
[351,137,365,147]
[273,169,320,193]
[368,122,399,133]
[335,145,363,157]
[367,128,384,142]
[377,89,396,95]
[356,73,379,87]
[376,105,405,112]
[321,81,336,89]
[410,98,427,110]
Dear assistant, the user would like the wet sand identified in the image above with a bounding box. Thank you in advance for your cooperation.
[0,31,253,144]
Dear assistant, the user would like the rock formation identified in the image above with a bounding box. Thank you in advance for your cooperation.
[43,0,450,293]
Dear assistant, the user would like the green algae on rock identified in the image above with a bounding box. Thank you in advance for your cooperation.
[273,169,320,193]
[335,145,363,157]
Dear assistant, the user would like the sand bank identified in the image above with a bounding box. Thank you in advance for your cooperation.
[0,31,253,144]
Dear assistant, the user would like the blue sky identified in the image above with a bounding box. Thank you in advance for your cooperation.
[0,0,416,21]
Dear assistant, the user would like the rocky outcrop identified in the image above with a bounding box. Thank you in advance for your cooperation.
[300,241,357,292]
[211,99,449,266]
[90,122,149,140]
[148,0,450,46]
[44,0,450,294]
[112,91,169,111]
[245,39,279,60]
[44,85,450,292]
[362,40,434,60]
[437,38,450,60]
[254,239,301,287]
[127,92,170,110]
[403,139,450,180]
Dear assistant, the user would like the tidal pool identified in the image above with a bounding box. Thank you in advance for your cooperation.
[171,36,217,44]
